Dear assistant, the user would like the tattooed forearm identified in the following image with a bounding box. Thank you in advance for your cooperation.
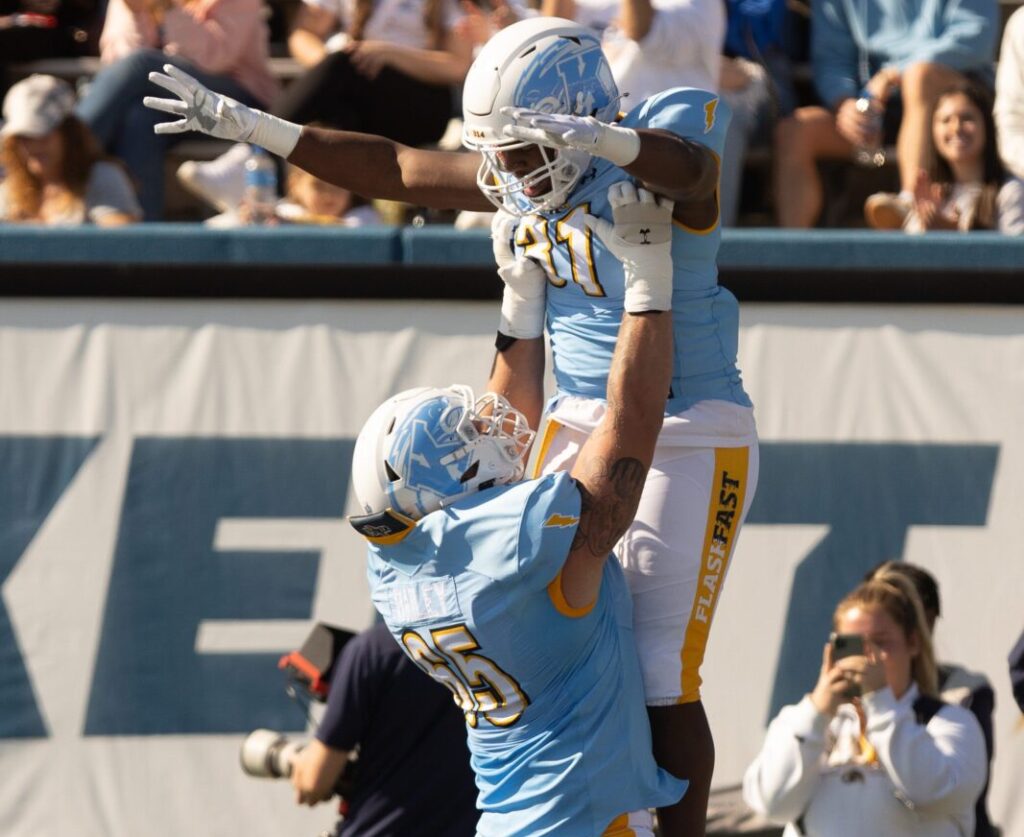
[572,455,648,557]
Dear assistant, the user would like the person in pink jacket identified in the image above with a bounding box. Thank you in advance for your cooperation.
[76,0,277,219]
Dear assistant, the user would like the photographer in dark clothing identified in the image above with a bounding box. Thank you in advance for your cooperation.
[291,621,478,837]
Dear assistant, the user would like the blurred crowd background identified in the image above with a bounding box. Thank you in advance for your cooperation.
[1,0,1022,233]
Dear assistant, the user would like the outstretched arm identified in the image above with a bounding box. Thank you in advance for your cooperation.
[290,127,489,209]
[143,64,490,210]
[560,183,674,608]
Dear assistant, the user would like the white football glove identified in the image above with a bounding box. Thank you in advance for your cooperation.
[491,209,548,339]
[584,182,674,313]
[501,107,641,167]
[143,65,302,159]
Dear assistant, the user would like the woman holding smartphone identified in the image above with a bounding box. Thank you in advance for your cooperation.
[742,573,987,837]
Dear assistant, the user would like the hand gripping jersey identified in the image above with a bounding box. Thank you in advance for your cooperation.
[504,87,751,414]
[366,472,686,836]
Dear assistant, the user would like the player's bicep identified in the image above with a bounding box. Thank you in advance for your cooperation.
[636,89,730,202]
[671,180,720,231]
[635,127,720,208]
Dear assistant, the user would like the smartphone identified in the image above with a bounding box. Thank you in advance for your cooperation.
[829,632,865,661]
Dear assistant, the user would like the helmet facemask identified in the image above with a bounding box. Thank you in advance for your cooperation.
[431,386,534,502]
[466,391,536,473]
[465,131,590,216]
[350,386,535,542]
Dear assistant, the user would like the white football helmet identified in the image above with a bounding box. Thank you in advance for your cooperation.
[349,386,534,542]
[462,17,621,214]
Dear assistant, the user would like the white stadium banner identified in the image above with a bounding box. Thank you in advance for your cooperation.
[0,299,1022,837]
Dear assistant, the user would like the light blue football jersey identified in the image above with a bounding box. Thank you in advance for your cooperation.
[504,87,751,415]
[366,472,686,837]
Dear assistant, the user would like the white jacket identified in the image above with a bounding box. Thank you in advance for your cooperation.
[996,7,1024,180]
[742,685,987,837]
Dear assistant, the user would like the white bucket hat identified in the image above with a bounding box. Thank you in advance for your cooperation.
[1,74,76,138]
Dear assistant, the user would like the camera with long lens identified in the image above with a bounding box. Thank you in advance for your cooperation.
[240,728,310,780]
[239,623,358,797]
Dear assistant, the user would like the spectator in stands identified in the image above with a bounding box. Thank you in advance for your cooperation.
[0,0,101,100]
[178,133,381,227]
[1010,627,1024,715]
[719,0,800,226]
[278,0,472,142]
[275,165,380,226]
[774,0,998,229]
[75,0,277,220]
[743,572,987,836]
[452,0,524,50]
[179,0,473,216]
[289,621,478,836]
[867,80,1006,233]
[221,162,380,226]
[0,74,140,224]
[540,0,724,99]
[865,561,996,837]
[995,5,1024,235]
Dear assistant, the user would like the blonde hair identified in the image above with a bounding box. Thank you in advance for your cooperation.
[834,571,939,698]
[0,116,105,222]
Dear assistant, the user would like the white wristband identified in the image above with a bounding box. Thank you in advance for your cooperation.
[249,112,303,159]
[498,276,546,339]
[595,124,641,167]
[623,274,672,313]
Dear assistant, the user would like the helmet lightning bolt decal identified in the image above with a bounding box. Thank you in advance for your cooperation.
[704,98,718,134]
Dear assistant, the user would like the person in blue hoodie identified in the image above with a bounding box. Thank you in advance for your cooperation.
[773,0,998,229]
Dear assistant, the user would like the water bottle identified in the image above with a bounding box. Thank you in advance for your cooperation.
[242,146,278,225]
[853,90,886,168]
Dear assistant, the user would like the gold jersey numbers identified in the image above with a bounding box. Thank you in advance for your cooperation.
[402,625,530,728]
[517,205,606,297]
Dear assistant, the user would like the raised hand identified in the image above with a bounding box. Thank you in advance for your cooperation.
[810,642,854,716]
[143,64,302,157]
[913,169,959,230]
[144,64,258,140]
[492,209,548,338]
[583,181,674,312]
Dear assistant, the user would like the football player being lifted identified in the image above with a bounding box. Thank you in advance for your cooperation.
[349,184,685,837]
[145,17,759,835]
